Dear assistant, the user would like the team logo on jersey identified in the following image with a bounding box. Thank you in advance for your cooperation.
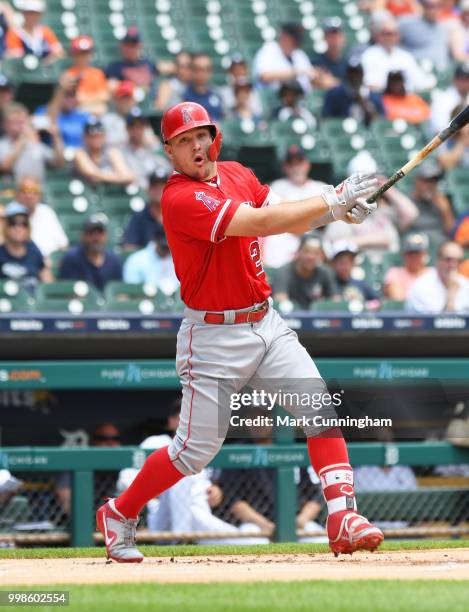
[195,191,221,212]
[182,106,193,124]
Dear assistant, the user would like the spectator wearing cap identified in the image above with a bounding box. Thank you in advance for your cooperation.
[311,18,348,87]
[330,242,379,302]
[122,171,166,251]
[406,159,454,243]
[219,54,263,117]
[263,146,327,269]
[406,240,469,313]
[274,79,316,126]
[399,0,466,72]
[382,70,431,123]
[101,80,137,148]
[384,233,431,300]
[253,22,315,93]
[322,58,384,124]
[430,63,469,133]
[120,108,170,190]
[229,78,264,125]
[0,202,52,290]
[74,116,135,186]
[183,53,224,122]
[0,74,14,136]
[11,175,68,256]
[0,102,64,183]
[105,27,165,97]
[64,35,109,116]
[5,0,64,62]
[360,13,429,92]
[34,73,90,149]
[123,228,178,293]
[58,214,122,291]
[155,50,192,111]
[273,234,339,309]
[438,102,469,170]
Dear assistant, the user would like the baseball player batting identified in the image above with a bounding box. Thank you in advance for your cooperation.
[96,102,383,561]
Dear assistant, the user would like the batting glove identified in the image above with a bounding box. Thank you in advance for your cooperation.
[321,173,378,222]
[346,197,377,224]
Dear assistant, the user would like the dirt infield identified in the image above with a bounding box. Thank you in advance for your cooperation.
[2,548,469,584]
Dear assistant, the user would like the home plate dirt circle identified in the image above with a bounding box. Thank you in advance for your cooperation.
[2,549,469,584]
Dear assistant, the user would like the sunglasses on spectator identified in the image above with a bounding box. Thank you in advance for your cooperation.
[20,187,41,194]
[6,218,29,228]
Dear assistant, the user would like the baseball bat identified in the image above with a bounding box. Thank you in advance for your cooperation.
[366,104,469,203]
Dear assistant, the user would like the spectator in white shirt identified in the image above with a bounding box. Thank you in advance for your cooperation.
[123,230,179,294]
[406,241,469,313]
[11,175,68,257]
[360,13,429,92]
[430,62,469,133]
[263,146,327,269]
[253,23,315,93]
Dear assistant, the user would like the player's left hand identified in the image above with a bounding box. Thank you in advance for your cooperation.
[346,197,377,224]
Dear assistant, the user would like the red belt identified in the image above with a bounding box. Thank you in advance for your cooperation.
[204,301,269,324]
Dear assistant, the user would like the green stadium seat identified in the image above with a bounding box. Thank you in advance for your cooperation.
[380,300,405,311]
[105,281,158,302]
[34,298,102,313]
[0,281,35,313]
[310,299,351,312]
[36,281,103,307]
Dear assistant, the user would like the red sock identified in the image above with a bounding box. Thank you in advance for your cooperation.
[115,446,184,518]
[307,427,349,474]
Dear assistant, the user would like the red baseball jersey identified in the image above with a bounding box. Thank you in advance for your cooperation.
[162,161,272,311]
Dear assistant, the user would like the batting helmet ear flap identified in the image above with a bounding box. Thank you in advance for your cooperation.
[208,128,222,162]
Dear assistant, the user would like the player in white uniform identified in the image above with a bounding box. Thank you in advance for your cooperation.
[97,102,384,562]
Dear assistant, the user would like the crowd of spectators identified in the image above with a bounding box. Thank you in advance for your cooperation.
[0,0,468,313]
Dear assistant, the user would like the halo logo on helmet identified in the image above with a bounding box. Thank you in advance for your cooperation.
[161,102,222,162]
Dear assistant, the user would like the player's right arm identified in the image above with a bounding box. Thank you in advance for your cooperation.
[225,173,379,237]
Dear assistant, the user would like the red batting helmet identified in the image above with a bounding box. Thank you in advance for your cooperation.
[161,102,222,162]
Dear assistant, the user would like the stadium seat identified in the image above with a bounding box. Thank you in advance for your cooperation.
[310,300,351,312]
[36,281,104,308]
[380,300,405,311]
[104,282,158,303]
[0,281,35,313]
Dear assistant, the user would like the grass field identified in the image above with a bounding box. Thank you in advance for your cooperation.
[2,541,468,611]
[1,539,468,559]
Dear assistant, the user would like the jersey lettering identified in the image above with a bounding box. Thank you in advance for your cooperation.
[195,191,222,212]
[249,240,264,277]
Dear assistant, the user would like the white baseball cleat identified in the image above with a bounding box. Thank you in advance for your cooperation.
[96,498,144,563]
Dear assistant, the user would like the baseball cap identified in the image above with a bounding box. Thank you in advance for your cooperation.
[149,168,170,185]
[122,27,141,44]
[403,233,429,253]
[0,74,12,89]
[84,116,104,135]
[71,35,94,54]
[126,107,148,126]
[299,232,322,250]
[323,17,343,32]
[82,214,108,232]
[284,144,307,163]
[115,80,135,98]
[15,0,45,11]
[229,53,246,67]
[416,159,444,180]
[454,62,469,79]
[330,240,359,259]
[3,202,29,218]
[279,79,303,95]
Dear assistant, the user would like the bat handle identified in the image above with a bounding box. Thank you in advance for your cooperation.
[366,171,405,203]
